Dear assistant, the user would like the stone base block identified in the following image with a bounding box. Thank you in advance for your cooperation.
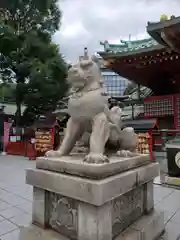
[30,181,155,239]
[27,162,159,206]
[36,154,150,179]
[19,211,164,240]
[26,156,161,240]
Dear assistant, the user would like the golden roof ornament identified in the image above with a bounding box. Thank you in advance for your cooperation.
[160,14,168,21]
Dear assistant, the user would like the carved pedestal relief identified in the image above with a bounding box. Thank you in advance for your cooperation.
[46,184,151,239]
[112,186,144,238]
[48,193,78,240]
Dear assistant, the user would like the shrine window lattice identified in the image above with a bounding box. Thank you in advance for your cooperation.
[144,99,173,117]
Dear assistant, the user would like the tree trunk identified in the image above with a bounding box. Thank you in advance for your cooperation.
[15,83,22,126]
[15,100,21,126]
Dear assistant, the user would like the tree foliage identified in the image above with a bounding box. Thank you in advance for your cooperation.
[0,82,16,100]
[0,0,68,125]
[22,44,68,125]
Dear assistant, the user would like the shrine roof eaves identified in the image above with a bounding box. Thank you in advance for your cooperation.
[147,16,180,48]
[147,16,180,32]
[100,37,160,54]
[98,44,165,59]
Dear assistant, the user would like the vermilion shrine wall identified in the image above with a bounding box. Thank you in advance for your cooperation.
[144,94,180,129]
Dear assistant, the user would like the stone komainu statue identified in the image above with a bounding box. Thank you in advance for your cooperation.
[46,51,138,163]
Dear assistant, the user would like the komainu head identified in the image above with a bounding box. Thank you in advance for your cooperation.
[67,58,103,90]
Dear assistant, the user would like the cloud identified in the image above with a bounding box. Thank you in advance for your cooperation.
[53,0,180,62]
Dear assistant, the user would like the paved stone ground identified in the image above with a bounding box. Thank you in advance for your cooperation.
[0,156,179,239]
[0,155,34,240]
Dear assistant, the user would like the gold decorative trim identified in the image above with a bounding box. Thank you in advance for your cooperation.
[103,59,115,67]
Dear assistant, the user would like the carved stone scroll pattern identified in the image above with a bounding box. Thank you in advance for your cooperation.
[48,192,78,240]
[112,186,144,238]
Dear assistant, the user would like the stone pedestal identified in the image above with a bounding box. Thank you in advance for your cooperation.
[21,154,164,240]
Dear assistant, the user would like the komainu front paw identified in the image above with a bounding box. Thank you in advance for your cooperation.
[45,150,63,158]
[116,150,139,158]
[83,153,109,164]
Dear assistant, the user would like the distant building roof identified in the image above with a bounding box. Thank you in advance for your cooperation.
[129,86,153,99]
[121,105,144,120]
[123,118,158,130]
[33,116,58,128]
[52,109,68,115]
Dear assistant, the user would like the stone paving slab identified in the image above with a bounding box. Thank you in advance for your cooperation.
[0,155,180,239]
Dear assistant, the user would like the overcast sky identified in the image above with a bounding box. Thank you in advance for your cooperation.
[53,0,180,62]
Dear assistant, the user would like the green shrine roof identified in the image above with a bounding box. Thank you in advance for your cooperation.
[98,15,180,96]
[100,15,180,55]
[100,38,159,53]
